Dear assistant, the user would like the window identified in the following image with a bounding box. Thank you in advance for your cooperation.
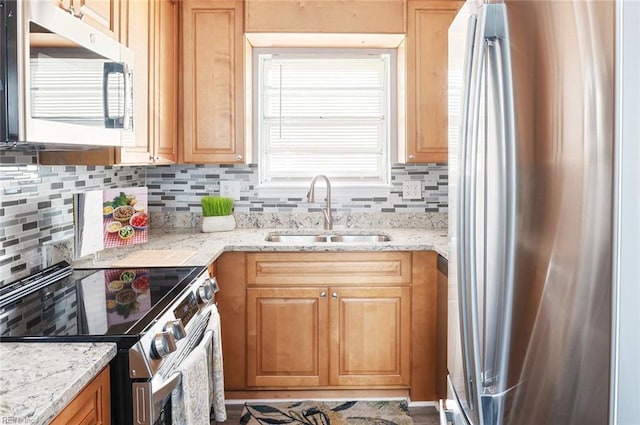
[255,49,395,191]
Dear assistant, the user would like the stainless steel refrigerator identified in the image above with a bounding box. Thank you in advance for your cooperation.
[444,1,639,424]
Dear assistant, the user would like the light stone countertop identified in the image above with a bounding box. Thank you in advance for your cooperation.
[0,343,116,425]
[73,227,449,269]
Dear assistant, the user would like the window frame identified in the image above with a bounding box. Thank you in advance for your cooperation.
[253,47,397,197]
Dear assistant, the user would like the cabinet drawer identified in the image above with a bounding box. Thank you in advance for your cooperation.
[247,252,412,286]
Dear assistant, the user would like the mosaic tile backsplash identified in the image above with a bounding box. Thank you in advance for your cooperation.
[1,152,447,287]
[145,163,448,214]
[0,152,145,286]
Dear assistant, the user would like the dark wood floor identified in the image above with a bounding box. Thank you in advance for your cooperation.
[215,402,439,425]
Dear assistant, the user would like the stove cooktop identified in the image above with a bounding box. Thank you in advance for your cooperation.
[0,262,204,341]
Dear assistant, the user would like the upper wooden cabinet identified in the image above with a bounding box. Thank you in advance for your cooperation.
[245,0,406,34]
[50,0,120,39]
[182,0,246,164]
[118,0,179,165]
[153,0,180,164]
[403,0,463,163]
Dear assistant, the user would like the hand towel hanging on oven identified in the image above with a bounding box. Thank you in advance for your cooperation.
[171,343,210,425]
[205,305,227,422]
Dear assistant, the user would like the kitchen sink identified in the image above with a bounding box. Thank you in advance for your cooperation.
[328,234,391,243]
[265,232,391,243]
[264,234,330,243]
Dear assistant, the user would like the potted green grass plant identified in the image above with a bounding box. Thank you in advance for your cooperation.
[201,196,235,232]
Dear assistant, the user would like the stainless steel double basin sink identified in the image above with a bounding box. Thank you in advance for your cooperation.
[265,232,391,243]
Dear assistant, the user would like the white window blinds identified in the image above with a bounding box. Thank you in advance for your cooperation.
[257,51,393,186]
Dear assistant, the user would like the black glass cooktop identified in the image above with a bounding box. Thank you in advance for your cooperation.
[0,263,204,340]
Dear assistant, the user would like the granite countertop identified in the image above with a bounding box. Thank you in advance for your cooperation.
[73,227,449,269]
[0,342,116,425]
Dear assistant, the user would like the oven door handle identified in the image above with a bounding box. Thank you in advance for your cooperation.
[153,372,181,406]
[133,374,181,425]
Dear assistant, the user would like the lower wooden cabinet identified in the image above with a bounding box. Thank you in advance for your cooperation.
[50,365,111,425]
[247,285,411,388]
[217,251,441,400]
[247,287,329,387]
[329,286,411,387]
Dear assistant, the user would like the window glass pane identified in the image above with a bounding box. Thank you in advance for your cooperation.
[257,50,392,186]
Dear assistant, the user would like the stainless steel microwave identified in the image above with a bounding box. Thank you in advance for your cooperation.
[1,0,134,150]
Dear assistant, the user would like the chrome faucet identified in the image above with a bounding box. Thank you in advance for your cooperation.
[307,174,333,230]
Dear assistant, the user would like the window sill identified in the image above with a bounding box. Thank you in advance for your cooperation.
[256,183,392,202]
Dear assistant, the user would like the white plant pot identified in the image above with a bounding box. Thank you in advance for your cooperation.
[201,215,236,233]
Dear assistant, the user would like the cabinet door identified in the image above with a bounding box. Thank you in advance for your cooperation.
[50,0,121,39]
[247,287,329,387]
[117,0,178,165]
[152,0,179,163]
[405,0,463,163]
[329,286,411,386]
[118,0,154,164]
[78,0,120,38]
[50,365,111,425]
[182,0,245,163]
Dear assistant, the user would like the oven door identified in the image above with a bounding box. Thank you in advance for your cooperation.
[132,305,220,425]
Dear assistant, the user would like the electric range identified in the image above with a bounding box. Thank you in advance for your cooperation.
[0,261,218,425]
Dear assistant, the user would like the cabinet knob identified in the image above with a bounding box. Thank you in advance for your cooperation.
[331,292,338,299]
[320,292,327,298]
[409,154,415,160]
[236,155,243,161]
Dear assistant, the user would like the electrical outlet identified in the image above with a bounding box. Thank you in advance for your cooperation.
[402,181,422,200]
[219,181,241,200]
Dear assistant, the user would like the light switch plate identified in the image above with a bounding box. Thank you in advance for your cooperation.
[219,181,241,200]
[402,181,422,200]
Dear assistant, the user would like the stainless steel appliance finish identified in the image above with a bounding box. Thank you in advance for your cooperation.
[0,262,218,425]
[611,2,640,423]
[128,270,219,425]
[0,0,134,149]
[445,1,626,424]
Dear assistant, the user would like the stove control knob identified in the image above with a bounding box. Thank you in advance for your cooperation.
[197,281,214,304]
[150,331,177,359]
[164,319,186,341]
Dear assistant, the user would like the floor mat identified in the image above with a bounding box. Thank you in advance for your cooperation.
[240,400,413,425]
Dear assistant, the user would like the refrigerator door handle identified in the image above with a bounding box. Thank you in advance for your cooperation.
[465,28,485,424]
[460,5,490,419]
[456,11,480,414]
[478,4,517,425]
